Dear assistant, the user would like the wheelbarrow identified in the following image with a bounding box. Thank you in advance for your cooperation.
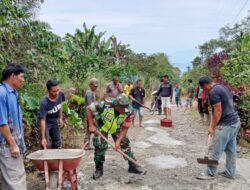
[27,148,85,190]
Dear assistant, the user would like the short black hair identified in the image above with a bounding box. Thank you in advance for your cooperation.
[199,76,213,87]
[188,79,193,83]
[46,80,59,90]
[2,63,26,81]
[136,79,142,84]
[163,75,169,78]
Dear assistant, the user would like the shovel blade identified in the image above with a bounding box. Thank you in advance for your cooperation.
[197,156,219,165]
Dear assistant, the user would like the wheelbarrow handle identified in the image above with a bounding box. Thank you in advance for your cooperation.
[82,141,89,150]
[42,146,50,189]
[96,130,141,167]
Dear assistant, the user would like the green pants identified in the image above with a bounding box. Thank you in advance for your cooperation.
[93,131,135,165]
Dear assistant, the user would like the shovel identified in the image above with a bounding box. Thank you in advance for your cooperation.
[130,98,154,115]
[197,134,219,165]
[96,130,143,167]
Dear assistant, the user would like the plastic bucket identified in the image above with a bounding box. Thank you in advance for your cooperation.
[160,118,172,127]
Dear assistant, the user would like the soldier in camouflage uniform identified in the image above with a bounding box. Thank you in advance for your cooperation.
[86,94,143,180]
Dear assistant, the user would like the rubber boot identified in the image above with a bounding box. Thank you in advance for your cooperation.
[128,161,143,174]
[93,163,103,180]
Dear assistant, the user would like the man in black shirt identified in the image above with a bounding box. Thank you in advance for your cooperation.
[39,80,65,149]
[156,75,173,118]
[197,76,240,180]
[129,79,145,127]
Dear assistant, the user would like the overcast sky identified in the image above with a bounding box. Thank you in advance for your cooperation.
[38,0,250,71]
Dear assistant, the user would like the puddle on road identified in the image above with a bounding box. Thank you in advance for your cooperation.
[146,155,187,169]
[147,135,184,146]
[143,119,159,125]
[145,127,185,146]
[134,141,152,149]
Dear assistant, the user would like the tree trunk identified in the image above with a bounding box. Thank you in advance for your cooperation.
[111,36,120,64]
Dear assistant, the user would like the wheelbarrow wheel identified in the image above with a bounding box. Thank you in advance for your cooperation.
[49,172,58,190]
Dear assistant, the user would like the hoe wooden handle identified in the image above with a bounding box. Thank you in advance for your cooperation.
[205,134,212,156]
[96,130,141,167]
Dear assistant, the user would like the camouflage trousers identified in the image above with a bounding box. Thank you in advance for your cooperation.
[92,130,135,165]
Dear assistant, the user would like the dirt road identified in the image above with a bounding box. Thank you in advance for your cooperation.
[27,105,250,190]
[76,105,250,190]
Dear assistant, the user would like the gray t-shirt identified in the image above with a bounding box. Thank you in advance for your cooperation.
[85,90,96,107]
[38,91,65,126]
[187,85,195,98]
[209,84,239,125]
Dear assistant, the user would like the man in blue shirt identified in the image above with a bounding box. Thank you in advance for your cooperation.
[0,64,27,189]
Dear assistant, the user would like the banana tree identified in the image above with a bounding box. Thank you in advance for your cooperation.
[64,23,114,85]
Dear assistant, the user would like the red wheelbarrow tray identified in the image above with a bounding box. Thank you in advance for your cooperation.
[27,149,84,171]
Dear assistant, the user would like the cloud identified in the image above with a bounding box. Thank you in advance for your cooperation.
[37,0,250,72]
[39,11,153,28]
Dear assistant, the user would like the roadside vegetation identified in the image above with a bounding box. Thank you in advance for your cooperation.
[182,13,250,141]
[0,0,181,151]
